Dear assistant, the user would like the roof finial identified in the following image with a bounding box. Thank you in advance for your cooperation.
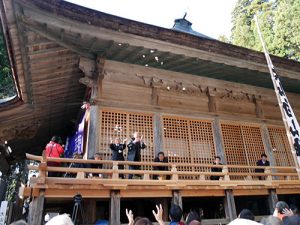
[183,12,187,19]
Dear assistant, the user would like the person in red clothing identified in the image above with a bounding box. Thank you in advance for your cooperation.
[45,136,64,177]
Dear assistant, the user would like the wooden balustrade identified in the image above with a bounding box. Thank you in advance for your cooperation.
[20,153,300,199]
[26,153,299,183]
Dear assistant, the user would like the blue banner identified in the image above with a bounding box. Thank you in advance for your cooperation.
[65,113,85,158]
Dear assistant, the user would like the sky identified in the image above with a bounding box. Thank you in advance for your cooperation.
[65,0,238,39]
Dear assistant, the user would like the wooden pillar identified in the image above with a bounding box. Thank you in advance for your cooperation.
[254,96,264,118]
[151,87,160,106]
[261,124,276,167]
[85,199,96,224]
[172,190,182,209]
[28,192,45,225]
[85,57,105,159]
[213,118,227,164]
[268,189,278,214]
[109,190,120,225]
[207,87,217,113]
[87,98,100,159]
[154,113,164,156]
[161,198,169,222]
[224,190,236,221]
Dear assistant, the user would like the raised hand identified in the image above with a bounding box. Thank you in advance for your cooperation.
[282,208,294,216]
[126,208,134,225]
[152,204,164,225]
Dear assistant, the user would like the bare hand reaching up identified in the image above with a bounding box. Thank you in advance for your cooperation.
[126,208,134,225]
[152,204,165,225]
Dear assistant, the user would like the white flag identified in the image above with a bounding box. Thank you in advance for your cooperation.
[255,15,300,165]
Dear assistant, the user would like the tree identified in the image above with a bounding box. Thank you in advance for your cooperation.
[272,0,300,60]
[0,26,16,99]
[230,0,300,61]
[231,0,274,51]
[218,34,231,44]
[4,161,26,202]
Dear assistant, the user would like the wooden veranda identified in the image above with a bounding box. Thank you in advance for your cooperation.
[21,153,300,225]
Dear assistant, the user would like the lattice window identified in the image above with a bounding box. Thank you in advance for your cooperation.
[190,120,216,177]
[129,114,154,169]
[162,116,215,179]
[100,109,154,169]
[268,127,294,167]
[100,111,127,161]
[221,123,266,179]
[242,125,266,166]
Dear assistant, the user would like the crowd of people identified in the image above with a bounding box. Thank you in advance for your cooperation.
[12,200,300,225]
[123,201,300,225]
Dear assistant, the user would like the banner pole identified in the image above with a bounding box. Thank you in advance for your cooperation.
[254,15,300,178]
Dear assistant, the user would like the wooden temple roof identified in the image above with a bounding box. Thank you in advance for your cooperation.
[0,0,300,156]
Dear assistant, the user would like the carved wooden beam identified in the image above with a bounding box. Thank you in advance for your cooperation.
[17,11,94,59]
[79,57,96,78]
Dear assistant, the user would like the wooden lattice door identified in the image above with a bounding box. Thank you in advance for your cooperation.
[267,126,295,167]
[162,116,216,179]
[221,122,266,179]
[100,109,154,169]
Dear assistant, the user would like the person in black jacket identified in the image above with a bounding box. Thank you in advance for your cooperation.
[153,152,169,180]
[110,137,127,179]
[127,132,146,179]
[210,156,223,180]
[255,153,270,180]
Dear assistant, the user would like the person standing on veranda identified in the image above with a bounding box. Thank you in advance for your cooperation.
[45,136,64,177]
[127,132,146,179]
[110,137,127,179]
[255,153,270,180]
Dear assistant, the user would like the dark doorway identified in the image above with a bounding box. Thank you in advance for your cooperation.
[278,194,300,211]
[95,200,109,222]
[182,197,225,219]
[235,195,269,216]
[121,198,171,223]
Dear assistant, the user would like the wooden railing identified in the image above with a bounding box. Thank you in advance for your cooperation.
[26,153,299,183]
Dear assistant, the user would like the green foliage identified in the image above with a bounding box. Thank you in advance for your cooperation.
[0,27,16,99]
[218,35,231,43]
[5,161,26,202]
[231,0,300,61]
[272,0,300,60]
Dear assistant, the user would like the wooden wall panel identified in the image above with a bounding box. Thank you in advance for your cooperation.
[102,81,152,105]
[261,104,282,120]
[217,100,256,117]
[159,90,209,112]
